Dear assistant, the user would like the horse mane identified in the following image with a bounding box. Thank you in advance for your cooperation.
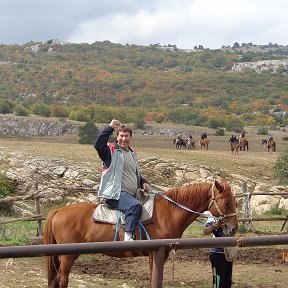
[164,182,211,209]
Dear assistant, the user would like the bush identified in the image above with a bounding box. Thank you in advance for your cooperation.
[0,99,14,114]
[274,147,288,185]
[31,103,51,117]
[134,119,146,129]
[0,174,17,213]
[257,126,268,135]
[215,128,225,136]
[0,174,17,197]
[14,104,29,116]
[264,206,285,216]
[238,224,248,234]
[282,136,288,141]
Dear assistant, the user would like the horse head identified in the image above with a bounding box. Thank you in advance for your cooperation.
[208,179,238,236]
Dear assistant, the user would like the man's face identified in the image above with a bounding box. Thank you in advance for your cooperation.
[117,131,131,151]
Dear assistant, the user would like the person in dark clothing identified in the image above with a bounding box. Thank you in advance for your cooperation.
[94,119,150,241]
[268,135,273,143]
[204,213,234,288]
[201,132,207,140]
[229,135,238,144]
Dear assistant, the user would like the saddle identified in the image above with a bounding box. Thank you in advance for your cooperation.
[92,193,155,225]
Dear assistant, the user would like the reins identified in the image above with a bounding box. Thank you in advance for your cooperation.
[150,183,236,221]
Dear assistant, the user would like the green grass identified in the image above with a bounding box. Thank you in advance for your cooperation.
[0,221,39,245]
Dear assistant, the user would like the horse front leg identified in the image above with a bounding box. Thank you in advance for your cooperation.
[149,249,168,288]
[57,255,78,288]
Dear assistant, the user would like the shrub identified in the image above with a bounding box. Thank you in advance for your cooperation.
[0,174,17,213]
[14,104,29,116]
[264,206,285,216]
[282,136,288,141]
[257,126,268,135]
[31,103,51,117]
[0,99,14,114]
[238,224,248,234]
[0,174,17,197]
[274,147,288,185]
[215,128,225,136]
[134,119,146,129]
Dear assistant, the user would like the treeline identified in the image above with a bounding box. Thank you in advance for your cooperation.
[1,99,286,133]
[0,40,288,130]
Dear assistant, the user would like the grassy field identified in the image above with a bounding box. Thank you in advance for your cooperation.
[0,123,287,245]
[0,124,288,288]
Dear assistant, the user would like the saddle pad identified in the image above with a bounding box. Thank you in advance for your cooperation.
[92,194,155,224]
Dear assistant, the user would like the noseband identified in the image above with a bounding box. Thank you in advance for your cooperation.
[208,183,237,219]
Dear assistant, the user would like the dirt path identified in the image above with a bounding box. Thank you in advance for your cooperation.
[1,247,288,287]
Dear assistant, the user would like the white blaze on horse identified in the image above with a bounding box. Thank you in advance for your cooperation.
[187,138,196,150]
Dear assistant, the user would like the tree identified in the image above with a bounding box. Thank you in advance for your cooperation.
[274,148,288,185]
[78,122,99,144]
[134,119,146,129]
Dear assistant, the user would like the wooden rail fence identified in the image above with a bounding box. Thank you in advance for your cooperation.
[1,180,288,241]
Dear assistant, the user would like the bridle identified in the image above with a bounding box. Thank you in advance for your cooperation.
[208,183,237,219]
[149,182,237,222]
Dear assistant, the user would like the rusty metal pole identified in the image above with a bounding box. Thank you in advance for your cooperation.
[151,247,166,288]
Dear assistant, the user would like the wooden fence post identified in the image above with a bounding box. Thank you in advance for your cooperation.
[34,175,43,237]
[242,181,253,230]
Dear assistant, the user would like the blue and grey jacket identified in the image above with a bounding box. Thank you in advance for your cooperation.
[94,125,147,200]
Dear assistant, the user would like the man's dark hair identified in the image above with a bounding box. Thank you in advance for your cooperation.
[116,125,132,136]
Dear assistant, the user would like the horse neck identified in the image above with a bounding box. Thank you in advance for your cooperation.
[160,184,211,236]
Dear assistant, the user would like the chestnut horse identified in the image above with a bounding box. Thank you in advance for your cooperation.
[239,138,249,151]
[228,140,240,155]
[199,138,209,150]
[43,180,238,288]
[267,140,276,152]
[261,139,276,152]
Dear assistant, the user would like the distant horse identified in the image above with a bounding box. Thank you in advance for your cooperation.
[187,138,196,150]
[228,140,240,155]
[261,139,276,152]
[199,138,209,150]
[43,180,238,288]
[173,138,186,149]
[239,138,249,151]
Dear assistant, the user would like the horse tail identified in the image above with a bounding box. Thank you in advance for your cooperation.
[43,208,60,287]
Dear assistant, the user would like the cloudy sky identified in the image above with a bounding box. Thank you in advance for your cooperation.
[1,0,288,49]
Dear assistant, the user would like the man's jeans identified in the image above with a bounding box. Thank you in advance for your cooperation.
[106,191,142,233]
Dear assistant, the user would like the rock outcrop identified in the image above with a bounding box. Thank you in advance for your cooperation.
[0,115,80,137]
[1,151,287,217]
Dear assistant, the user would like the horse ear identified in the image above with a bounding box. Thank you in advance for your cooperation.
[214,179,224,193]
